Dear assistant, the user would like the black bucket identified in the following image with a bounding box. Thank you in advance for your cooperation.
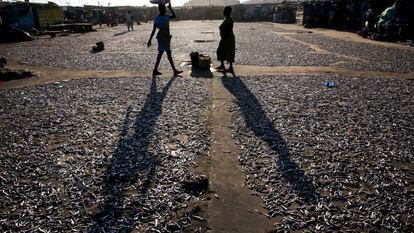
[190,52,199,68]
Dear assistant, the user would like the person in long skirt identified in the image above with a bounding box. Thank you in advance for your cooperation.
[216,6,235,74]
[147,3,183,77]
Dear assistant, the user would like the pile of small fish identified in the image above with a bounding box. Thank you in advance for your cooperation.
[0,76,211,232]
[290,33,414,73]
[3,22,412,74]
[224,75,413,232]
[235,24,340,67]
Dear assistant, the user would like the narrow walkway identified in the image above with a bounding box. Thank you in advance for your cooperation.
[207,75,273,233]
[2,63,412,90]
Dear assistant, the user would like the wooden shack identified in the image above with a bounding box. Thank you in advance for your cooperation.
[32,2,64,29]
[0,2,63,30]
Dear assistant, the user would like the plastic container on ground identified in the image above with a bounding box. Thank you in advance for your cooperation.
[324,81,337,88]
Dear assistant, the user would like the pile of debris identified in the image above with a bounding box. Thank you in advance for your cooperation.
[0,56,35,81]
[0,29,34,43]
[302,0,414,41]
[359,0,414,41]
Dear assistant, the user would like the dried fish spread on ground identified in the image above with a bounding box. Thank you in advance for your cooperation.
[224,75,413,232]
[0,77,210,232]
[2,22,412,74]
[289,33,414,73]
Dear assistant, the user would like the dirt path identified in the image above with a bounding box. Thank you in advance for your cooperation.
[207,75,273,233]
[1,63,412,90]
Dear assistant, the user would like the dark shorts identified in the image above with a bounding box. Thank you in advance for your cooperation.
[157,36,171,52]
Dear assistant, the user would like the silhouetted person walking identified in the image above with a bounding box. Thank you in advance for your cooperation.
[147,3,183,77]
[126,11,133,31]
[216,6,235,74]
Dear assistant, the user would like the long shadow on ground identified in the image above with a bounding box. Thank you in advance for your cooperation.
[90,76,176,232]
[222,76,319,204]
[113,31,129,37]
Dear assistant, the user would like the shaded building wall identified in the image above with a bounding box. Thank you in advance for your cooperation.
[134,4,290,22]
[73,3,298,23]
[0,2,63,30]
[0,3,35,30]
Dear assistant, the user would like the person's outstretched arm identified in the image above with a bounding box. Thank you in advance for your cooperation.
[147,23,156,47]
[168,3,177,19]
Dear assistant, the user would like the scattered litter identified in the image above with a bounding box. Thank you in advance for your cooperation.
[324,81,337,88]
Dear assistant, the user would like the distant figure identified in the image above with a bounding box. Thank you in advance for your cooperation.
[328,10,336,27]
[126,11,133,31]
[216,6,235,74]
[147,3,182,77]
[107,13,112,27]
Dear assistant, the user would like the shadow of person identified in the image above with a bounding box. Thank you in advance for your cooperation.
[90,76,176,232]
[222,76,320,204]
[221,69,236,78]
[113,31,129,37]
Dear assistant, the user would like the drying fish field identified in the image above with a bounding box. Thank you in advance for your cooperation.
[0,21,413,233]
[225,75,413,232]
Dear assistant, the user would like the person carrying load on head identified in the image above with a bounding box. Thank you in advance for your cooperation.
[147,3,182,77]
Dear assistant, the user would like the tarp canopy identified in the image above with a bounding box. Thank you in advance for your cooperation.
[0,3,35,30]
[378,4,398,25]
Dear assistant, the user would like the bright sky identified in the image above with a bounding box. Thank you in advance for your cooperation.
[22,0,248,7]
[13,0,188,7]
